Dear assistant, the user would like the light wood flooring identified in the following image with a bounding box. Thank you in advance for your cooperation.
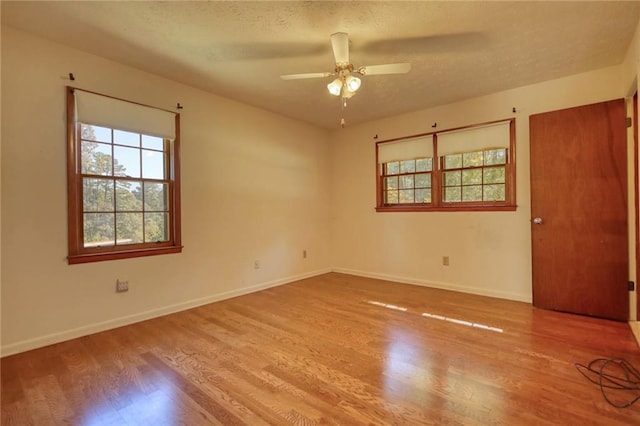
[2,273,640,425]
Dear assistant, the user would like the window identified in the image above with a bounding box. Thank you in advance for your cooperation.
[441,148,507,203]
[67,87,182,263]
[383,158,433,204]
[378,135,434,206]
[376,119,515,212]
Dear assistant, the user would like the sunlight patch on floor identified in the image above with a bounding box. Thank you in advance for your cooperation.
[421,312,503,333]
[367,300,408,312]
[366,300,503,333]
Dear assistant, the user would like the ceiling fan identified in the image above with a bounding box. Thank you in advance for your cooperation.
[280,32,411,105]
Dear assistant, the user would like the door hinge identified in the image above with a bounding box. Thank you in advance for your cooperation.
[626,117,633,128]
[628,281,635,291]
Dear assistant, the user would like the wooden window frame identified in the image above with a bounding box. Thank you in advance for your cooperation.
[376,118,516,212]
[66,87,183,264]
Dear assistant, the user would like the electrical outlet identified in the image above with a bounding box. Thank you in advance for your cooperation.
[254,260,260,269]
[116,279,129,293]
[442,256,450,266]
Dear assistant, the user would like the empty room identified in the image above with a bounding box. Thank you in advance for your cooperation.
[2,1,640,425]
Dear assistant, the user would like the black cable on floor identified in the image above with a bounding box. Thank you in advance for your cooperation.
[575,358,640,408]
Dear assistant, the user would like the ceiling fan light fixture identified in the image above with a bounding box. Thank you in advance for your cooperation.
[327,78,343,96]
[342,87,356,99]
[345,75,361,92]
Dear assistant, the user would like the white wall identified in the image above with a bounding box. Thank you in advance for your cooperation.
[330,65,627,304]
[1,27,333,356]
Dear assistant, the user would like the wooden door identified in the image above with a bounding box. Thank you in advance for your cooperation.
[530,99,628,321]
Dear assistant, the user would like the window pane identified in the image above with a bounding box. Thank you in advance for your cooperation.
[385,191,398,204]
[416,158,433,172]
[485,149,507,165]
[144,182,168,211]
[114,146,141,177]
[444,154,462,169]
[384,176,398,190]
[399,189,414,203]
[462,185,483,201]
[415,188,431,203]
[142,135,164,150]
[415,173,431,188]
[484,166,506,184]
[142,149,166,179]
[81,124,111,143]
[385,162,399,175]
[116,213,143,244]
[82,141,113,175]
[84,213,115,247]
[462,169,482,185]
[399,175,414,189]
[115,180,142,211]
[114,129,140,147]
[463,151,483,168]
[484,184,506,201]
[83,178,114,212]
[443,171,461,186]
[145,213,169,242]
[444,187,461,202]
[400,160,416,174]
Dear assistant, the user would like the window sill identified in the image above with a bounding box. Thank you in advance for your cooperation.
[376,205,517,213]
[68,245,183,264]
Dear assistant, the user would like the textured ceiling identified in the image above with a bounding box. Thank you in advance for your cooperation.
[2,1,640,129]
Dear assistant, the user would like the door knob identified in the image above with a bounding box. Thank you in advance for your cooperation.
[533,217,543,225]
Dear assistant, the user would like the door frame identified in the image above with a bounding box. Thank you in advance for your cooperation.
[634,91,639,320]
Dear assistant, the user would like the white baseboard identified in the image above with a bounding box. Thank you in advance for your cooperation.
[332,267,532,304]
[1,268,332,357]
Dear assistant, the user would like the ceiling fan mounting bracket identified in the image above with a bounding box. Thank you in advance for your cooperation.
[335,63,354,73]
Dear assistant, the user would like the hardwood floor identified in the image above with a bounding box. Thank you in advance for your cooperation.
[2,272,639,425]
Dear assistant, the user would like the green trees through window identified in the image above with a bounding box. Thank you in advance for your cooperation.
[442,148,507,203]
[80,124,170,248]
[383,158,433,204]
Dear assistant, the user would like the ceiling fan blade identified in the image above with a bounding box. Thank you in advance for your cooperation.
[330,32,350,65]
[358,63,411,76]
[280,72,333,80]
